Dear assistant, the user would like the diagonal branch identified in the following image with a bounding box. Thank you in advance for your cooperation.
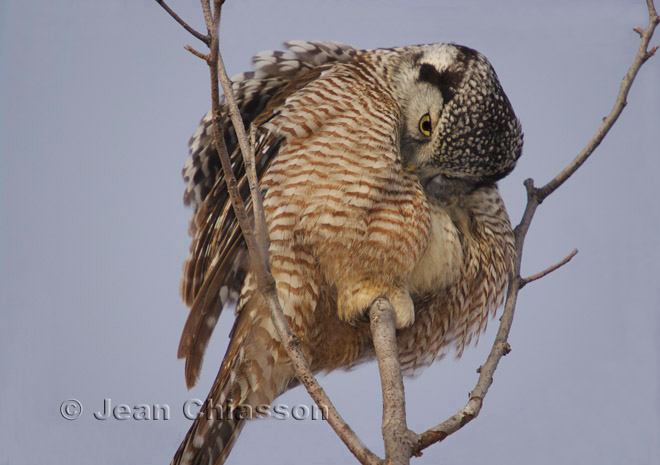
[211,19,270,262]
[155,0,209,44]
[537,0,659,201]
[183,44,209,61]
[520,248,578,288]
[413,0,658,455]
[413,262,519,453]
[171,1,383,464]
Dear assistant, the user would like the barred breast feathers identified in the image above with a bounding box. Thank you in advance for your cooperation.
[259,52,433,330]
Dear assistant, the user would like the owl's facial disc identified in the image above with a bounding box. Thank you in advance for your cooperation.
[399,44,523,186]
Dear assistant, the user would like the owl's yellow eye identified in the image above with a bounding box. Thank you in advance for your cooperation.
[418,113,432,137]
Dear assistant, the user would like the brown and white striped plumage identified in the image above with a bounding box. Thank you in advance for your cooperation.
[173,41,523,465]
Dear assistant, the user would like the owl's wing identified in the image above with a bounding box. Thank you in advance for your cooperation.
[179,41,359,388]
[182,41,358,216]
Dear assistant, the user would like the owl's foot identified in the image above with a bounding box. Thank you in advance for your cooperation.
[386,288,415,329]
[337,284,415,329]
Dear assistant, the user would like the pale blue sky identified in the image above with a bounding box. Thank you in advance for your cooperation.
[1,1,658,464]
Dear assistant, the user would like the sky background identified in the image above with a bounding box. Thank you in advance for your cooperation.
[1,1,658,464]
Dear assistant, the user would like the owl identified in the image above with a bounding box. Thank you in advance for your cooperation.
[172,41,523,465]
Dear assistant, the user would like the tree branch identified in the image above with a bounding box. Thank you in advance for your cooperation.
[160,1,382,464]
[200,0,214,32]
[369,298,413,465]
[537,0,659,201]
[183,44,209,61]
[413,272,519,453]
[520,248,578,288]
[155,0,209,44]
[211,14,270,262]
[413,0,658,455]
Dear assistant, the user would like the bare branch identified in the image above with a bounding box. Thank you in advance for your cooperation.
[159,1,376,463]
[249,125,268,258]
[258,288,382,465]
[205,3,259,271]
[537,0,659,201]
[183,45,209,61]
[414,0,658,454]
[212,17,270,263]
[201,1,382,463]
[369,298,413,465]
[414,275,520,454]
[155,0,209,44]
[520,249,578,288]
[200,0,214,32]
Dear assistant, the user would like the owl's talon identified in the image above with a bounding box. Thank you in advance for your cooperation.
[355,311,371,325]
[389,290,415,329]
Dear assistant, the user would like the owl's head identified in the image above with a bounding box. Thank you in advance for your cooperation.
[393,43,523,193]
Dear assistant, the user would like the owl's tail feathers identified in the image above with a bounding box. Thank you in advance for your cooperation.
[171,413,245,465]
[173,292,297,465]
[179,241,248,389]
[171,344,248,465]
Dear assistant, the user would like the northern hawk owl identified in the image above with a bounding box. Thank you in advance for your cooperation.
[172,41,523,465]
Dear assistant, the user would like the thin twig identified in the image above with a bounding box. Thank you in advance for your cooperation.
[184,45,210,61]
[206,3,259,269]
[369,298,412,465]
[201,0,214,32]
[537,0,659,201]
[155,0,209,44]
[212,20,270,265]
[520,249,578,288]
[413,0,658,454]
[250,125,269,259]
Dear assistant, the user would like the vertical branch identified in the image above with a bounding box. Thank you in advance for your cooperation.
[370,298,412,465]
[200,0,213,31]
[249,125,269,258]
